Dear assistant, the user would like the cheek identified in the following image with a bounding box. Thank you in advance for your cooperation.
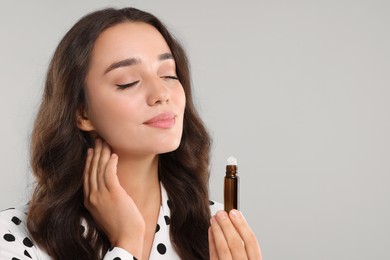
[89,97,117,122]
[86,92,140,134]
[175,86,186,112]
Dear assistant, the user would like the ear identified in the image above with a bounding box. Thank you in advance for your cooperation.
[76,107,95,132]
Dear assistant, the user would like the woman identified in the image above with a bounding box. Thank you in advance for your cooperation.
[0,7,261,260]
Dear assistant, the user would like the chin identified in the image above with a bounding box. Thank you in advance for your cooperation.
[156,139,181,154]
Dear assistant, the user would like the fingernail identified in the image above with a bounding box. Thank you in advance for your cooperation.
[230,209,240,219]
[216,210,227,221]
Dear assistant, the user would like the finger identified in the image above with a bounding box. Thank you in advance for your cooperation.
[215,211,247,260]
[89,138,102,191]
[210,216,232,260]
[104,153,119,191]
[209,226,219,260]
[83,148,93,196]
[229,210,262,260]
[97,141,112,190]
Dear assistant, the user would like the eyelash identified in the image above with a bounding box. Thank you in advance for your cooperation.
[116,80,140,90]
[116,76,179,90]
[162,75,179,80]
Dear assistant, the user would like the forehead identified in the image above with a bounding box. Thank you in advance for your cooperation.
[90,22,171,64]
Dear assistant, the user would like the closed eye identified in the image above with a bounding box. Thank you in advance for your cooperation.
[161,75,179,80]
[116,80,140,90]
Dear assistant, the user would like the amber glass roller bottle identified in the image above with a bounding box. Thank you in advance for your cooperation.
[224,156,239,212]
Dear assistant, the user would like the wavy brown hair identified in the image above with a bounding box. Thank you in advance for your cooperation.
[27,7,211,260]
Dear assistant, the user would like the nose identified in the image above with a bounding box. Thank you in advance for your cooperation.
[146,77,170,106]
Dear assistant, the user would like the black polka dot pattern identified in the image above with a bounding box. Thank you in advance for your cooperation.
[157,243,167,254]
[164,215,170,225]
[155,223,160,233]
[23,237,34,247]
[80,225,85,235]
[167,200,172,209]
[11,216,22,225]
[4,233,16,242]
[24,249,32,258]
[0,192,223,259]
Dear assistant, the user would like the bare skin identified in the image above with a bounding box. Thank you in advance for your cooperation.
[209,210,262,260]
[83,139,161,259]
[79,22,186,259]
[78,21,262,259]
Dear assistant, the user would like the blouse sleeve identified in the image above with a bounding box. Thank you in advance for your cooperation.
[1,207,140,260]
[103,247,137,260]
[0,209,36,259]
[209,200,224,215]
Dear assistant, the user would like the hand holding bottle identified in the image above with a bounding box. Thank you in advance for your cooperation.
[209,210,262,260]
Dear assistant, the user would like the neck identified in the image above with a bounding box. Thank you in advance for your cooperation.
[116,154,161,211]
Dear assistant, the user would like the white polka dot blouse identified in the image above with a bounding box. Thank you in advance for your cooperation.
[0,183,222,259]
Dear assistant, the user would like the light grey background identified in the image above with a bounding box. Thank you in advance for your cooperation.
[0,0,389,259]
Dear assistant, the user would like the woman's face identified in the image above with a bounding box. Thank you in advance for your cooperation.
[80,22,186,157]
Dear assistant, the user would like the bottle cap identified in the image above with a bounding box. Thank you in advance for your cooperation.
[227,156,237,165]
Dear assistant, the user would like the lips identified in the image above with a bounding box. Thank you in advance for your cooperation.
[143,112,176,129]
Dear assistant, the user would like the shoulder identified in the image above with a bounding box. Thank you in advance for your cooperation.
[209,200,223,215]
[0,205,50,259]
[0,205,28,235]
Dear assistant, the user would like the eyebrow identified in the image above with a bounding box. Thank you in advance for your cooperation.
[104,52,175,74]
